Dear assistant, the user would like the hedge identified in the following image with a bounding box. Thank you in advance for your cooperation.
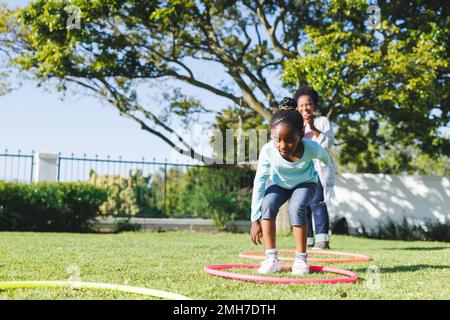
[0,181,109,232]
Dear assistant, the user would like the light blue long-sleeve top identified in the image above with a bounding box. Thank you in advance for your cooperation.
[250,139,330,222]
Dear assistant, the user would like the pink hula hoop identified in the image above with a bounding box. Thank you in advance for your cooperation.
[239,250,371,263]
[203,264,358,284]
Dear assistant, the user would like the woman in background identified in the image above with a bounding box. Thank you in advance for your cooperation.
[294,86,336,250]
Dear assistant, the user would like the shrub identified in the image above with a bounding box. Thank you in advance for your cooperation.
[0,181,108,232]
[150,164,254,221]
[376,217,424,241]
[116,219,142,232]
[423,219,450,242]
[188,189,238,230]
[331,216,349,235]
[88,169,162,217]
[355,217,450,242]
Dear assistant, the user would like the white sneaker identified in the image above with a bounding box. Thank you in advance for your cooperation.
[258,256,281,275]
[292,259,309,276]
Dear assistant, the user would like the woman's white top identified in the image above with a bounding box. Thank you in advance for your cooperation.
[304,115,337,203]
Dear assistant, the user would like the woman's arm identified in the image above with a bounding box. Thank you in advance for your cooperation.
[313,117,334,149]
[250,145,271,222]
[314,143,331,167]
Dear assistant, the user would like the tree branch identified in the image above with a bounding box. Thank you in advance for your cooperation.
[65,76,216,163]
[253,3,297,58]
[165,68,241,104]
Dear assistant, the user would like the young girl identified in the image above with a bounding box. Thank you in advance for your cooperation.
[250,97,330,275]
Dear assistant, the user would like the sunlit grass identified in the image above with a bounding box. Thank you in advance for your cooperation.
[0,231,449,299]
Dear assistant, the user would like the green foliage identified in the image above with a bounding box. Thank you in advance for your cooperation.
[214,107,269,133]
[116,218,141,232]
[357,217,450,242]
[151,165,253,224]
[88,169,162,217]
[282,0,449,173]
[5,0,448,172]
[423,219,450,243]
[188,189,237,230]
[87,164,253,225]
[412,154,449,176]
[184,165,253,222]
[5,0,308,161]
[0,3,14,96]
[160,88,212,129]
[377,217,424,241]
[0,180,108,232]
[150,166,187,217]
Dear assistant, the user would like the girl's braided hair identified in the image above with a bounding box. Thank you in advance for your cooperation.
[270,97,304,131]
[278,97,297,110]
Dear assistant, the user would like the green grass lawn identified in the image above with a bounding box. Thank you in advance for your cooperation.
[0,231,449,300]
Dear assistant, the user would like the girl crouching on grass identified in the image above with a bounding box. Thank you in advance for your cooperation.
[250,98,330,275]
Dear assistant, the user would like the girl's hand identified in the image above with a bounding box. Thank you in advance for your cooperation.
[250,221,263,245]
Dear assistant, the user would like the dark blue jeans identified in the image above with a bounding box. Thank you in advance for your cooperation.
[307,177,330,242]
[261,181,317,227]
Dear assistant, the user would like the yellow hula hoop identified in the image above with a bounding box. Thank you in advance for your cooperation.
[0,281,192,300]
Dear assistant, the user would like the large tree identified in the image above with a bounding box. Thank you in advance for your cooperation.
[6,0,311,163]
[2,0,449,172]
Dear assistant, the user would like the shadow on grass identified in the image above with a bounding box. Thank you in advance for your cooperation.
[353,264,450,275]
[382,247,450,251]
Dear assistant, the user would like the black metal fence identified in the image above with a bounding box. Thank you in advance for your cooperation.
[0,150,254,217]
[56,153,254,217]
[0,149,35,183]
[56,153,178,182]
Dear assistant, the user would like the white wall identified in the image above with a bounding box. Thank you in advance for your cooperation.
[329,174,450,232]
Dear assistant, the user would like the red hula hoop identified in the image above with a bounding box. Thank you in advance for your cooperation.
[239,250,371,263]
[203,264,358,284]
